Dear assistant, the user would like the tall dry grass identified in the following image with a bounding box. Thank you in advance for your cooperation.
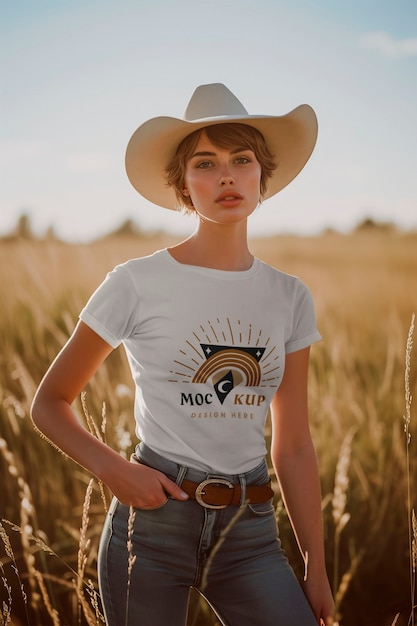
[1,228,416,625]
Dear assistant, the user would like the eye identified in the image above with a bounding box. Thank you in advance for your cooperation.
[234,156,251,165]
[196,160,213,169]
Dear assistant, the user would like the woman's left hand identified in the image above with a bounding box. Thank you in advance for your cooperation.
[303,572,335,625]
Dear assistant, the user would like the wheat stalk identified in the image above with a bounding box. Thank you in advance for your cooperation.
[0,445,30,623]
[125,505,137,626]
[2,404,107,626]
[0,522,14,565]
[86,578,105,624]
[186,503,246,626]
[0,522,29,624]
[1,518,102,604]
[77,479,94,590]
[403,313,415,626]
[75,478,106,625]
[333,549,363,623]
[126,507,137,579]
[2,520,56,558]
[81,393,109,512]
[81,392,104,442]
[34,569,61,626]
[200,503,247,593]
[0,561,12,625]
[332,427,355,602]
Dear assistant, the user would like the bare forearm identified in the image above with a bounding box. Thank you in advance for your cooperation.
[270,347,334,620]
[273,441,326,573]
[30,396,126,483]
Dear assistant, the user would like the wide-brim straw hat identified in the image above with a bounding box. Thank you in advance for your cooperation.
[125,83,318,209]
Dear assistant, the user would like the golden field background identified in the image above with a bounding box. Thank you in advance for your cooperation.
[1,225,416,626]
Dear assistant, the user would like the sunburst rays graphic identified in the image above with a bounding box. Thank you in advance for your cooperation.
[169,317,281,389]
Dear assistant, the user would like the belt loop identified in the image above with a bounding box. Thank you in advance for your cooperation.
[176,465,188,486]
[238,473,247,507]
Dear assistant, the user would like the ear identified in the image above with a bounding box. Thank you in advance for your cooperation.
[182,188,190,197]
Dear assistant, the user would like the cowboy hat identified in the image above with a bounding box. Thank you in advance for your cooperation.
[125,83,318,209]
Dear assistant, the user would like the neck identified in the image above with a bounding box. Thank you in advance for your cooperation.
[169,219,253,271]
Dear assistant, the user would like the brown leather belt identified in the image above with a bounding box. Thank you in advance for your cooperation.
[130,454,274,509]
[180,477,274,509]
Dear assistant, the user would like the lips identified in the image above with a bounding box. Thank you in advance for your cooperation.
[215,191,243,203]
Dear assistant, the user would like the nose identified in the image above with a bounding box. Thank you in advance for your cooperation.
[218,159,235,185]
[219,172,235,186]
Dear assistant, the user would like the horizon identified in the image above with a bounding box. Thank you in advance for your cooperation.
[3,211,414,245]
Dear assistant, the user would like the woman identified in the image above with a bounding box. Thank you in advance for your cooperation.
[31,83,334,625]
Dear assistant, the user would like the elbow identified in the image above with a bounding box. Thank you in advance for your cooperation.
[30,389,51,435]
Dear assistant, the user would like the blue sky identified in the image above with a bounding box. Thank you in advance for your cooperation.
[1,0,416,240]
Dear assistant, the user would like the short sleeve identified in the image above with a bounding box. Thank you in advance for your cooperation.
[285,282,321,354]
[79,264,140,348]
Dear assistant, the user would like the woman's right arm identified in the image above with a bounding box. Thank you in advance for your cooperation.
[30,320,188,508]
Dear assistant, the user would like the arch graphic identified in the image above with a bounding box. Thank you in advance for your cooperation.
[192,349,261,386]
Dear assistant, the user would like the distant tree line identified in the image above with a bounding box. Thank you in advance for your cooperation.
[0,214,150,242]
[0,212,402,242]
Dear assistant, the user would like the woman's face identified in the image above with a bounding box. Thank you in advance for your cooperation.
[183,131,262,225]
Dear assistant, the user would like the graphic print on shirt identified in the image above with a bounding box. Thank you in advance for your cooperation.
[169,318,281,415]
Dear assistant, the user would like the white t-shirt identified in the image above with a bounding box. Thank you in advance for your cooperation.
[80,249,321,474]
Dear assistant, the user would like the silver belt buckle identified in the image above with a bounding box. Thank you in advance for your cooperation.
[195,478,234,509]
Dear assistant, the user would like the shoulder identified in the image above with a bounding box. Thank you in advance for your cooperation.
[110,249,171,286]
[117,248,168,273]
[256,259,310,294]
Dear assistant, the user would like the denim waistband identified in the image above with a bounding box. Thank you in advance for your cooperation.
[133,442,270,507]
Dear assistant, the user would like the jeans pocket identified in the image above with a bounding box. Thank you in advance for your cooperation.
[248,500,275,517]
[135,496,170,511]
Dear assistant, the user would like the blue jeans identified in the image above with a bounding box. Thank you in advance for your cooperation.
[98,443,316,626]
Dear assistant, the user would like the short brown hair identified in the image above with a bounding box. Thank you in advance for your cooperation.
[165,123,277,213]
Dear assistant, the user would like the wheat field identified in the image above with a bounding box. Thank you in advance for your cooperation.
[1,226,416,626]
